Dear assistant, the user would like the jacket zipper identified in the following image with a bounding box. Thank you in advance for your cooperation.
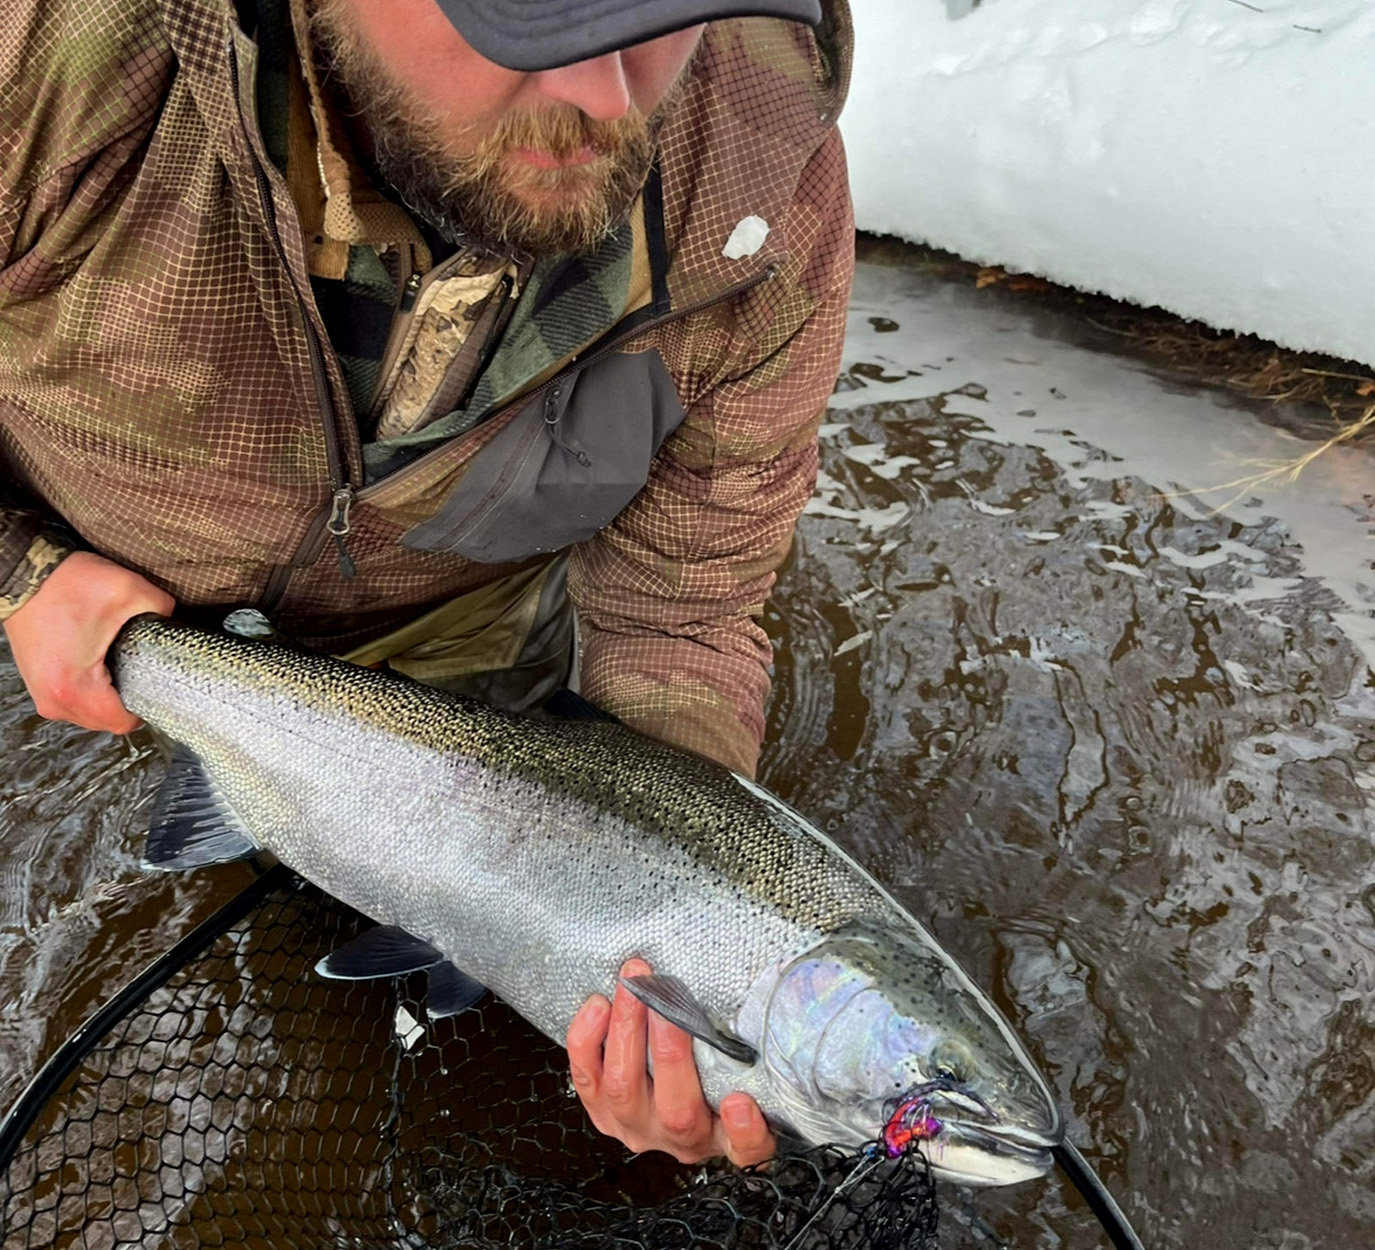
[364,267,425,430]
[455,271,517,414]
[325,485,358,578]
[374,268,425,400]
[347,263,779,511]
[365,262,517,439]
[233,27,777,585]
[228,38,359,606]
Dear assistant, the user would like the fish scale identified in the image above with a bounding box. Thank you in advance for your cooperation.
[109,615,1063,1186]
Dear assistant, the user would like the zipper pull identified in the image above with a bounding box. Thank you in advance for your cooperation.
[543,385,591,467]
[326,485,358,578]
[399,272,423,313]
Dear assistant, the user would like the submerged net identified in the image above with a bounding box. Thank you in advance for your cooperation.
[0,868,940,1249]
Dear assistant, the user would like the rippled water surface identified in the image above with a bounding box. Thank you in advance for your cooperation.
[5,258,1375,1248]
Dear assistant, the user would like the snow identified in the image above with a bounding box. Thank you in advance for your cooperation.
[841,1,1375,366]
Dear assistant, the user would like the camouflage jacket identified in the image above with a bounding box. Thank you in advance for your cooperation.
[0,0,854,774]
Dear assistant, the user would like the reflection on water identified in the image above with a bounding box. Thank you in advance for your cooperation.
[0,669,254,1113]
[760,261,1375,1248]
[4,259,1375,1248]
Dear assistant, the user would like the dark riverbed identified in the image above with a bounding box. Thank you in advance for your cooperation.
[4,257,1375,1248]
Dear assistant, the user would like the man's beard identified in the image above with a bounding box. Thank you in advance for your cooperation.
[310,1,683,257]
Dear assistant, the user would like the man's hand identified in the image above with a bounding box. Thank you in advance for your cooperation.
[566,957,776,1167]
[3,551,175,732]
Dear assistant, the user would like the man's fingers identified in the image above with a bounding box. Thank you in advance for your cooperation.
[719,1092,775,1169]
[38,669,141,734]
[600,959,651,1113]
[646,1010,713,1145]
[3,551,175,733]
[565,957,777,1168]
[566,993,611,1105]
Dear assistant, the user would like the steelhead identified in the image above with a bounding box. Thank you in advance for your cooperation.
[110,616,1063,1185]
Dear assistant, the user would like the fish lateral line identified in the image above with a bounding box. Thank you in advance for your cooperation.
[112,615,1071,1189]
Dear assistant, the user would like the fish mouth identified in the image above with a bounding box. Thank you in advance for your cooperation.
[931,1120,1058,1186]
[882,1078,1061,1187]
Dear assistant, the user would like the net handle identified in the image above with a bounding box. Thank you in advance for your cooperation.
[2,863,1149,1250]
[1053,1140,1148,1250]
[0,862,297,1171]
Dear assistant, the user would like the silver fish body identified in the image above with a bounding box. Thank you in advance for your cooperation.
[110,617,1062,1185]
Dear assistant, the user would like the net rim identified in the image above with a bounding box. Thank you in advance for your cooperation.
[0,861,295,1172]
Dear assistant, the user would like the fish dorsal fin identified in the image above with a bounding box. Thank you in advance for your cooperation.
[426,962,488,1017]
[620,973,758,1065]
[143,746,261,871]
[543,687,621,723]
[316,925,445,979]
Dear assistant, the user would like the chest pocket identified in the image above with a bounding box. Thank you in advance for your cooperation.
[401,348,687,564]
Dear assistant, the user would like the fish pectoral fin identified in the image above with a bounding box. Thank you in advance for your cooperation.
[426,962,488,1018]
[316,925,446,979]
[620,973,758,1065]
[143,746,261,871]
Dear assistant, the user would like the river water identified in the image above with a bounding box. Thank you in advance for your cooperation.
[4,255,1375,1248]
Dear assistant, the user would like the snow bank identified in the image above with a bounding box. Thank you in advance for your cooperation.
[841,1,1375,365]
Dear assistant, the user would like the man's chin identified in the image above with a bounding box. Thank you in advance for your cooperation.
[502,167,612,216]
[445,200,622,258]
[467,171,638,256]
[384,148,647,257]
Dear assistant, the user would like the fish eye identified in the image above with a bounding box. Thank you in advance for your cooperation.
[930,1039,977,1085]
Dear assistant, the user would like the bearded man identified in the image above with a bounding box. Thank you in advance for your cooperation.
[0,0,854,1164]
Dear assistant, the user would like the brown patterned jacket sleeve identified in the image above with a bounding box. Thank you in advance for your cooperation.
[0,514,73,622]
[0,0,162,620]
[572,151,854,777]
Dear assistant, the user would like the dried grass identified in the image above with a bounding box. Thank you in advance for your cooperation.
[1175,402,1375,511]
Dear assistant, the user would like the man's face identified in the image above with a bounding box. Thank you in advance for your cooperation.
[312,0,704,255]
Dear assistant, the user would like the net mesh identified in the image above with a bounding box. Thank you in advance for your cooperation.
[0,872,940,1250]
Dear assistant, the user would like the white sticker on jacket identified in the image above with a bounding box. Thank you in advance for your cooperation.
[722,216,770,259]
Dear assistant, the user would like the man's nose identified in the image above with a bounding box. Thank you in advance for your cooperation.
[533,52,632,121]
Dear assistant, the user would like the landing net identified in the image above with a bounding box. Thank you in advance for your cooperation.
[0,867,940,1249]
